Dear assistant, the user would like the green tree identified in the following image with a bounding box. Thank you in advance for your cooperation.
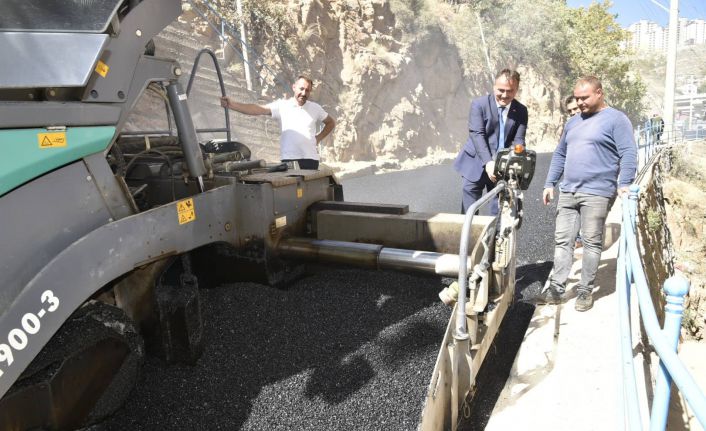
[442,0,581,84]
[493,0,572,75]
[564,1,646,124]
[390,0,432,35]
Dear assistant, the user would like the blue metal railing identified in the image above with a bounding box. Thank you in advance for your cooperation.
[635,121,705,173]
[635,123,677,172]
[617,185,706,430]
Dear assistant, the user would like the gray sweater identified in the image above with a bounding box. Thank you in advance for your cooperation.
[544,107,637,198]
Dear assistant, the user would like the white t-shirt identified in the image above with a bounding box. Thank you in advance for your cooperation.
[267,98,329,161]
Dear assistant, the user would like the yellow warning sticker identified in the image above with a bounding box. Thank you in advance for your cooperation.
[38,132,67,148]
[296,188,303,198]
[176,198,196,225]
[95,60,109,78]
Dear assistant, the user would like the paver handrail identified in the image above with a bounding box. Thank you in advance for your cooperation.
[186,47,232,141]
[185,0,291,95]
[454,181,505,339]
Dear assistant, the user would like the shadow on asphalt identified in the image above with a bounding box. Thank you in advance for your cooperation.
[97,265,451,430]
[93,259,559,430]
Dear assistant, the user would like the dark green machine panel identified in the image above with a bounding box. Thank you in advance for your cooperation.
[0,126,115,196]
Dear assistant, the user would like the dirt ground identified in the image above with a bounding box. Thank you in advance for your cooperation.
[662,143,706,342]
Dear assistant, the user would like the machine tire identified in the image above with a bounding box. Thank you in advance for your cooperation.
[0,300,144,431]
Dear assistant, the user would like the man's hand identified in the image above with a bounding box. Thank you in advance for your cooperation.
[542,187,554,205]
[618,186,630,197]
[485,161,497,182]
[220,96,232,109]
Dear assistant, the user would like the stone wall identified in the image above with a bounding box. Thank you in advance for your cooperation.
[636,156,675,322]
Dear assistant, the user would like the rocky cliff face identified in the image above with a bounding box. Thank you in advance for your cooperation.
[141,0,566,170]
[286,0,565,165]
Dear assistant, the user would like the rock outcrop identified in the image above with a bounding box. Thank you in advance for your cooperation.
[135,0,566,169]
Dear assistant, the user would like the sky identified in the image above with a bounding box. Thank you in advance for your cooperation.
[566,0,706,27]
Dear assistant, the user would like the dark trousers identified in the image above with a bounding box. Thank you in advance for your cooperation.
[283,159,319,170]
[461,171,499,216]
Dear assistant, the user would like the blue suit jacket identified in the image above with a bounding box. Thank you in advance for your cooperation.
[454,94,528,181]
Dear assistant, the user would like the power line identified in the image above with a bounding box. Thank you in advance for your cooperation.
[681,0,706,18]
[637,0,664,24]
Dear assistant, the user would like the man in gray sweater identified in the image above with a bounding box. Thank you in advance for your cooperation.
[538,76,637,311]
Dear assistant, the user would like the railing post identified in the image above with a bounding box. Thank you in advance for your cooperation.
[220,19,226,60]
[618,197,642,430]
[650,275,691,431]
[636,125,643,170]
[626,185,639,310]
[628,185,639,231]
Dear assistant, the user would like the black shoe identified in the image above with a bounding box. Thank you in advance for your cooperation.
[575,290,594,312]
[533,287,565,305]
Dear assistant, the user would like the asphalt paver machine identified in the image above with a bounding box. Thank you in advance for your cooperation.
[0,1,536,429]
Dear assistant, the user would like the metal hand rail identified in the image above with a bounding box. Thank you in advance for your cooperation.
[454,181,505,339]
[633,122,701,173]
[186,48,231,141]
[618,185,706,430]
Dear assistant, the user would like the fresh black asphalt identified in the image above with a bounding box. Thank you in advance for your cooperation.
[95,154,556,430]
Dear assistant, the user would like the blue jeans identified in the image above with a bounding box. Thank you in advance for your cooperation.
[550,192,613,294]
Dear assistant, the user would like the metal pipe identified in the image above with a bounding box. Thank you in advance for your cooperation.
[663,0,678,130]
[617,198,642,430]
[454,182,505,341]
[212,151,247,164]
[278,238,381,269]
[378,248,437,273]
[219,159,265,172]
[120,128,229,136]
[651,276,690,431]
[379,249,472,276]
[278,238,473,276]
[624,185,706,427]
[166,82,207,190]
[234,0,252,92]
[185,48,231,142]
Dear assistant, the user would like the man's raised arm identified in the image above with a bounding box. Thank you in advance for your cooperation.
[220,96,271,116]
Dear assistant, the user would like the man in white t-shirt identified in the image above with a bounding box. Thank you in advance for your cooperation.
[219,75,336,170]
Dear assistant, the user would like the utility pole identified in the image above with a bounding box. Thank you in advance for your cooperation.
[475,11,494,86]
[235,0,252,92]
[688,76,695,129]
[663,0,679,132]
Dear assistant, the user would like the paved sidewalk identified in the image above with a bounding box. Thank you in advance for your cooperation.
[486,203,624,430]
[485,198,706,431]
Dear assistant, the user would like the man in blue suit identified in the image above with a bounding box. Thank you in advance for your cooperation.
[453,69,528,215]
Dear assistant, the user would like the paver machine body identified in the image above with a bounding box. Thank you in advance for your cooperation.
[0,1,535,429]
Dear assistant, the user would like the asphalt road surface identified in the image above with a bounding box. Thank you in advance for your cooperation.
[96,154,556,430]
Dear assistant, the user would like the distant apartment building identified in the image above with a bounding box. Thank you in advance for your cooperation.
[626,18,706,52]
